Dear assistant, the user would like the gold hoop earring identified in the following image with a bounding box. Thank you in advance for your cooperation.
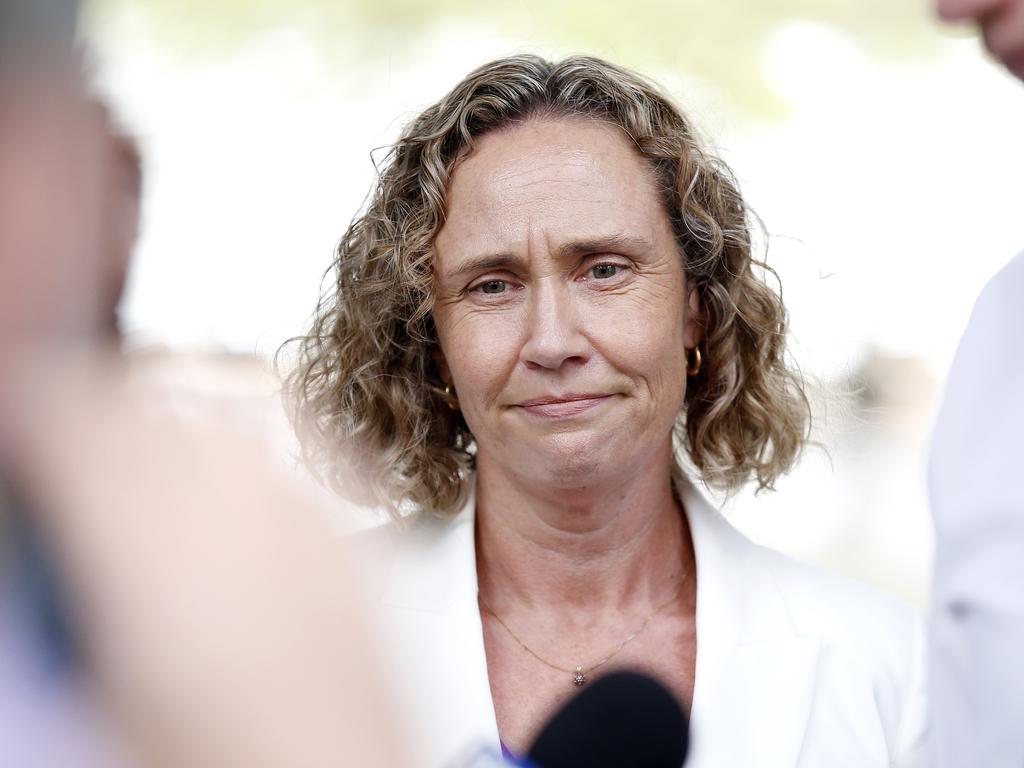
[686,347,703,377]
[443,383,460,411]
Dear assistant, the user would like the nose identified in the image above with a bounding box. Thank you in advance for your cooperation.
[519,279,591,371]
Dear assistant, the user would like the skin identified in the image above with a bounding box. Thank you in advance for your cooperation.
[432,117,703,752]
[0,71,130,472]
[936,0,1024,78]
[1,62,403,768]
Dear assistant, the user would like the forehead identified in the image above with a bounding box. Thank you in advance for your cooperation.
[434,117,672,263]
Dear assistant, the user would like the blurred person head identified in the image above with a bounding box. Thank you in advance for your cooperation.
[285,54,810,516]
[0,75,138,351]
[936,0,1024,78]
[0,0,78,67]
[0,4,141,473]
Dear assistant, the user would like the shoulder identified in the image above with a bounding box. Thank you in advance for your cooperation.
[349,509,469,563]
[726,507,925,675]
[768,543,927,765]
[770,545,927,761]
[761,531,927,760]
[340,507,499,766]
[686,489,927,764]
[687,488,923,656]
[754,537,923,654]
[344,506,477,610]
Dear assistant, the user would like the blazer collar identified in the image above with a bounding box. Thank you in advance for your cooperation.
[376,486,501,766]
[378,480,821,768]
[379,492,478,612]
[681,479,821,768]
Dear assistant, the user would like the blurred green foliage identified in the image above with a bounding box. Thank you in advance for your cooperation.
[84,0,947,118]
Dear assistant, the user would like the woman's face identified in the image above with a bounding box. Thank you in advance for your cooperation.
[432,117,703,490]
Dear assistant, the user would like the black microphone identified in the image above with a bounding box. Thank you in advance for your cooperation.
[526,671,689,768]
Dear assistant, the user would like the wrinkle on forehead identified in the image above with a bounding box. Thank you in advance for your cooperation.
[435,117,674,273]
[491,153,598,186]
[457,115,653,184]
[450,122,653,207]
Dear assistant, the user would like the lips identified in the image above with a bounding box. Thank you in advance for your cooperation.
[515,393,612,419]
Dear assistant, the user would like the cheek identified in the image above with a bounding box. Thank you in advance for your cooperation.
[634,326,688,409]
[592,288,687,394]
[436,309,522,406]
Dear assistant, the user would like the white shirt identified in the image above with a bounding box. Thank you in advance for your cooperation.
[928,252,1024,767]
[359,478,927,767]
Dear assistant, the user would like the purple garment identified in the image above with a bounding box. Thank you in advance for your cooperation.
[499,739,536,767]
[0,506,126,768]
[0,583,126,768]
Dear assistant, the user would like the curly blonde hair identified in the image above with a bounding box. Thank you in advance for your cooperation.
[282,54,810,517]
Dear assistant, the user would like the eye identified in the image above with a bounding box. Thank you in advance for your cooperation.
[591,264,621,280]
[474,279,507,295]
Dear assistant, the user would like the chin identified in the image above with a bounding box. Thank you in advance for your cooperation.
[514,432,626,489]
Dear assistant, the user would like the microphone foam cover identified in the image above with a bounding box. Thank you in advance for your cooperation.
[526,671,688,768]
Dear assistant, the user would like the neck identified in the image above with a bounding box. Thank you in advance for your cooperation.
[474,441,691,617]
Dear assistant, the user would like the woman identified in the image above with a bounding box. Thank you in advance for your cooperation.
[286,55,926,767]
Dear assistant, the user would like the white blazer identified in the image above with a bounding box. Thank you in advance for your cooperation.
[360,480,927,767]
[928,252,1024,767]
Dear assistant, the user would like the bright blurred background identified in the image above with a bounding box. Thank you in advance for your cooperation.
[79,0,1024,609]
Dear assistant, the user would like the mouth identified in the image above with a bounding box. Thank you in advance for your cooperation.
[515,393,613,419]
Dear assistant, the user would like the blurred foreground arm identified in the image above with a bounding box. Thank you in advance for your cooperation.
[23,365,407,768]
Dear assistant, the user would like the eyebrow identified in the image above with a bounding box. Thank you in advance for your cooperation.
[440,233,655,282]
[554,233,654,261]
[441,253,527,282]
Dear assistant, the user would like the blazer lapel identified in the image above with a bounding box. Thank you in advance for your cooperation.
[682,483,821,768]
[372,497,501,767]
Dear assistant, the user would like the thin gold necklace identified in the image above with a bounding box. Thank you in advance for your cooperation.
[477,568,688,687]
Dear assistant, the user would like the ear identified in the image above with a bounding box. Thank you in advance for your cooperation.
[683,284,706,350]
[430,345,452,386]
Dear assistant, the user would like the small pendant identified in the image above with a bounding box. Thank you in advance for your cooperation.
[573,666,586,686]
